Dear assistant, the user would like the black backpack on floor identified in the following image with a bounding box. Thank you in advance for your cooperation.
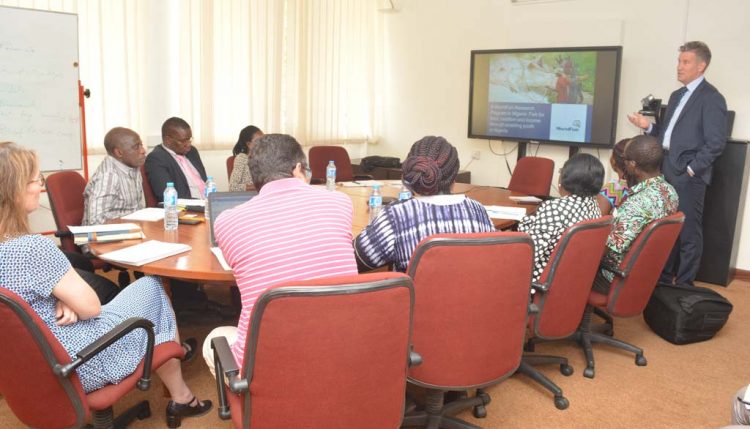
[643,283,733,345]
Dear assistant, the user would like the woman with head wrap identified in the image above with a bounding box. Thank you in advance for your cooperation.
[354,136,494,272]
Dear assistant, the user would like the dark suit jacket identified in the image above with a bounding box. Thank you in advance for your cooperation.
[144,144,208,202]
[650,79,728,185]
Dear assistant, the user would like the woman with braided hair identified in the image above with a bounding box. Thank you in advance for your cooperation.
[354,136,494,272]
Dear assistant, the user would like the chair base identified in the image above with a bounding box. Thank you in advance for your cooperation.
[88,401,151,429]
[516,356,572,410]
[402,388,490,429]
[526,307,646,379]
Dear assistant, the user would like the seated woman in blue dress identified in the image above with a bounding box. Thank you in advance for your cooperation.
[0,142,211,428]
[354,136,495,272]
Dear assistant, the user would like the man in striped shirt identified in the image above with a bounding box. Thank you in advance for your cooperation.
[202,134,358,373]
[83,127,146,226]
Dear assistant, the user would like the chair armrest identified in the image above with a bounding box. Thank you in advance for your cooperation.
[408,347,422,367]
[353,174,374,181]
[54,230,72,238]
[531,281,548,293]
[54,317,156,391]
[211,336,249,420]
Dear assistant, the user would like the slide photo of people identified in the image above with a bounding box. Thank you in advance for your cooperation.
[488,51,597,105]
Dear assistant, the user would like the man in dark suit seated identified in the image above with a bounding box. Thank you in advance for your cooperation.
[145,117,208,201]
[627,41,728,287]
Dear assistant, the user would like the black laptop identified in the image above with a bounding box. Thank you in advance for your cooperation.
[208,191,257,247]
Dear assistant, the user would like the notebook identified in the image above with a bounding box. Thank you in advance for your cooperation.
[208,191,257,247]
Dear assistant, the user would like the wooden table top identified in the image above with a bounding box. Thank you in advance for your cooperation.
[89,183,537,283]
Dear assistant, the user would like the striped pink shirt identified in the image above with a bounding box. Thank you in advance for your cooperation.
[214,178,358,366]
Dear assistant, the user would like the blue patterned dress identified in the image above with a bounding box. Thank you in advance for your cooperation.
[0,235,177,392]
[354,194,494,272]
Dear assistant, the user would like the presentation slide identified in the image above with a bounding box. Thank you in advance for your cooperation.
[470,47,620,146]
[485,52,596,143]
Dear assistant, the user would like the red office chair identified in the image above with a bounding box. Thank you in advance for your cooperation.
[402,232,535,429]
[568,212,684,378]
[0,287,184,429]
[140,165,158,208]
[211,272,417,429]
[46,171,90,255]
[507,156,555,197]
[226,155,235,181]
[308,145,372,184]
[46,171,112,273]
[519,216,613,410]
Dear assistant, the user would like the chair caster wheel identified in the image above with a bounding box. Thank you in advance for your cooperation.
[635,355,647,366]
[560,364,574,376]
[137,402,151,420]
[473,404,487,418]
[554,396,569,410]
[583,367,595,379]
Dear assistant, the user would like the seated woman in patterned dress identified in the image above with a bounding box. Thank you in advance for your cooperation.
[518,153,605,283]
[354,136,495,272]
[0,142,211,428]
[229,125,264,191]
[597,138,632,215]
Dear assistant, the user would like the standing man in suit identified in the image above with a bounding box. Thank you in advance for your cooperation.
[627,41,728,286]
[145,117,208,202]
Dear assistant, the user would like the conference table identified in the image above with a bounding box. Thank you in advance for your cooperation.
[88,182,538,284]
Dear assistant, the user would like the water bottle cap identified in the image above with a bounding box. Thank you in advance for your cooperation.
[207,176,213,180]
[166,182,174,187]
[372,184,380,189]
[329,160,334,163]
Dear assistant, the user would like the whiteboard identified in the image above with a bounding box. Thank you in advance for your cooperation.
[0,6,82,171]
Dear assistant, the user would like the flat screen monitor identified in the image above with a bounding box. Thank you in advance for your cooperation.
[468,46,622,148]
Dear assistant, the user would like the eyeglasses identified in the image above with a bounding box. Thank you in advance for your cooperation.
[29,173,45,187]
[168,135,193,145]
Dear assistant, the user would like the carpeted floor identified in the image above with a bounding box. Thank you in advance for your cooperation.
[1,279,748,429]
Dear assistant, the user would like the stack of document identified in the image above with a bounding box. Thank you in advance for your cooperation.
[68,223,144,245]
[98,240,192,267]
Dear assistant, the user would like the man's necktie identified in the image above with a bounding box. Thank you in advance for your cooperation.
[175,155,206,197]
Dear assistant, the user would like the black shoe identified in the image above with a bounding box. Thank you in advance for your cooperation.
[166,397,212,428]
[181,338,197,363]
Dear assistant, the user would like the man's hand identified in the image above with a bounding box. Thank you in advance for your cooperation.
[627,112,651,130]
[55,301,80,326]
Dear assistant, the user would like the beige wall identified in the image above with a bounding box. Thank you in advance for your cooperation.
[372,0,750,270]
[30,0,750,271]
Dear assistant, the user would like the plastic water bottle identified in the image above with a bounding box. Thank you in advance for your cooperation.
[204,176,217,220]
[326,160,336,191]
[369,184,383,222]
[163,182,178,231]
[398,184,412,201]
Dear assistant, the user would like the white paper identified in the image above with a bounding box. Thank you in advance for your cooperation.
[509,195,543,203]
[484,205,527,221]
[340,181,367,187]
[352,180,384,187]
[177,198,205,207]
[210,247,232,271]
[68,223,142,234]
[121,208,165,221]
[98,240,191,266]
